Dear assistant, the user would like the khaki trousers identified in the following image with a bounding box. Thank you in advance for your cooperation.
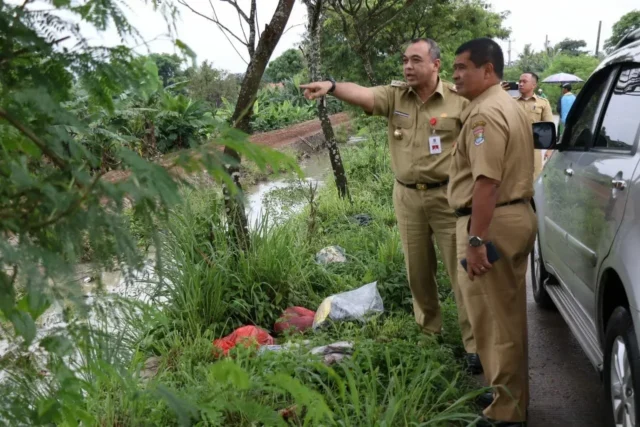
[455,203,537,422]
[393,181,476,353]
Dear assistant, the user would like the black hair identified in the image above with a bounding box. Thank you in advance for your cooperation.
[523,71,539,83]
[455,38,504,79]
[562,83,572,91]
[409,38,441,61]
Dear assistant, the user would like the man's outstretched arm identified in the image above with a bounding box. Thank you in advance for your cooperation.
[300,81,375,114]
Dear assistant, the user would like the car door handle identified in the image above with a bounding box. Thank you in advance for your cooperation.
[612,179,627,190]
[564,168,574,176]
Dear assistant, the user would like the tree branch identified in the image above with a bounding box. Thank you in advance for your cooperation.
[220,0,251,23]
[0,107,68,170]
[178,0,248,48]
[248,0,257,57]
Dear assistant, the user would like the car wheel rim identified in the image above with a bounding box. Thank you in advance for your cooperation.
[532,238,541,291]
[611,336,636,427]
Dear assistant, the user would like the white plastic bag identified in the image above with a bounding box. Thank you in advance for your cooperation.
[313,282,384,329]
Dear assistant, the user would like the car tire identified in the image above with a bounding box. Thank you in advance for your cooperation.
[604,306,640,427]
[530,235,555,310]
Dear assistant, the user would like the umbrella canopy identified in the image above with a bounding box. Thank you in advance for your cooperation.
[541,73,584,84]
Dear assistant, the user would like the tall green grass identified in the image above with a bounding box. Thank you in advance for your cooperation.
[1,115,485,426]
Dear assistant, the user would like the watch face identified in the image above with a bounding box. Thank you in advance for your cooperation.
[469,237,483,247]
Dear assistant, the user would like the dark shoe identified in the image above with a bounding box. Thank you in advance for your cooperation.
[473,416,526,427]
[475,391,493,409]
[465,352,483,375]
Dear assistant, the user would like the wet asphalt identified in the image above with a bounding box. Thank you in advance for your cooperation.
[525,271,606,427]
[472,267,607,426]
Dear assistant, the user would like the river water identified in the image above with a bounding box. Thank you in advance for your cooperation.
[0,152,332,376]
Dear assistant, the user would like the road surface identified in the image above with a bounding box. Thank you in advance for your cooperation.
[526,272,606,426]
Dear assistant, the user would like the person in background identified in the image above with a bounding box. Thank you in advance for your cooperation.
[560,83,577,125]
[503,72,553,178]
[300,38,481,374]
[449,37,537,427]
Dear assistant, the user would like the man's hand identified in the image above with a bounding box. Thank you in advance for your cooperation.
[300,81,332,101]
[501,81,510,91]
[466,244,492,281]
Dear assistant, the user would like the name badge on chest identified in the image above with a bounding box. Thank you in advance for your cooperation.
[429,135,442,154]
[428,117,442,154]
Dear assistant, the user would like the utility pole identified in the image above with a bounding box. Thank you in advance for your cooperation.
[507,38,513,66]
[545,34,549,51]
[595,20,602,56]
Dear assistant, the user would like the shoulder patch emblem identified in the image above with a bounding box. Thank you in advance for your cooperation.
[471,120,486,128]
[390,80,408,87]
[472,125,485,146]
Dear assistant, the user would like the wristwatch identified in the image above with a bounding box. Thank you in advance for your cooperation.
[327,77,336,94]
[468,236,484,247]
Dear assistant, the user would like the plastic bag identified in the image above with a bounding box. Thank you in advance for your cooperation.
[315,245,347,264]
[274,306,315,334]
[213,325,274,356]
[313,282,384,329]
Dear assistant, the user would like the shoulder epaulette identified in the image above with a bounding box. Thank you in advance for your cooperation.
[390,80,408,88]
[447,83,458,93]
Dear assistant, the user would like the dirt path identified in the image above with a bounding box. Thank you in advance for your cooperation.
[102,113,350,184]
[249,112,350,149]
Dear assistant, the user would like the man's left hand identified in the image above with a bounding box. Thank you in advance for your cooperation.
[466,244,492,280]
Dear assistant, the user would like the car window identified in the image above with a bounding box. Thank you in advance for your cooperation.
[564,69,612,150]
[593,65,640,151]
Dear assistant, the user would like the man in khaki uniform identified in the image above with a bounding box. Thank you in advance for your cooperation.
[503,72,554,178]
[449,38,537,427]
[300,38,479,371]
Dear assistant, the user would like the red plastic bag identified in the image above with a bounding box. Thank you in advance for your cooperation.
[274,307,316,334]
[213,326,274,356]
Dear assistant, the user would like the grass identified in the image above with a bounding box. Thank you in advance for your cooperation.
[0,115,485,426]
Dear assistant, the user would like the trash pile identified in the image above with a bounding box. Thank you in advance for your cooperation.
[211,254,384,366]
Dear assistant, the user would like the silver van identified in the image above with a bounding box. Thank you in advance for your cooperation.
[531,29,640,427]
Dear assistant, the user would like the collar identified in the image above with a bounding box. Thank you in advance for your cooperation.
[461,83,503,122]
[408,77,445,103]
[518,93,537,101]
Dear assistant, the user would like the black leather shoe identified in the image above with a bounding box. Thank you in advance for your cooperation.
[475,391,493,409]
[473,416,526,427]
[465,353,483,375]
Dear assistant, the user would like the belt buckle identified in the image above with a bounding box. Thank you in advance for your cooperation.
[416,183,427,190]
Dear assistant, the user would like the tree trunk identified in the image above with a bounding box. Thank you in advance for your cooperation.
[305,0,349,199]
[359,49,377,86]
[223,0,296,248]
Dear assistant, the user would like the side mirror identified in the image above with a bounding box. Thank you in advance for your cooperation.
[533,121,557,150]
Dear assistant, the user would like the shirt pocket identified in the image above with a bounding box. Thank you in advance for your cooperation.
[391,112,414,129]
[433,117,458,132]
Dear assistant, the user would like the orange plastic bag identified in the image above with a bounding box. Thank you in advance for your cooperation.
[274,307,315,334]
[213,325,274,356]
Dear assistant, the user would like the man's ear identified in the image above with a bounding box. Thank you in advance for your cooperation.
[483,62,495,80]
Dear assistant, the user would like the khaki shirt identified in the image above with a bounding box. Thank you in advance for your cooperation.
[448,84,534,210]
[513,94,554,123]
[370,78,469,183]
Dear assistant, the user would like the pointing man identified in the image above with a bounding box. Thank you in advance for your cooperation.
[450,38,537,426]
[300,38,480,372]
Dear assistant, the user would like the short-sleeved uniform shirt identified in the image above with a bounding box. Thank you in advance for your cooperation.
[514,94,554,123]
[448,84,534,210]
[370,78,469,184]
[514,94,554,176]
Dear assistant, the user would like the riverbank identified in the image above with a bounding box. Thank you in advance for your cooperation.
[0,115,482,425]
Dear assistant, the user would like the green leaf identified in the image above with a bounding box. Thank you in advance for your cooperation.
[40,335,73,356]
[208,360,250,390]
[10,310,36,345]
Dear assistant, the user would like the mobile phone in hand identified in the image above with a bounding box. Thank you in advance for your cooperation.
[460,241,501,270]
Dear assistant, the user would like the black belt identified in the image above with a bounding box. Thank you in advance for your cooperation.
[396,179,448,191]
[454,198,529,217]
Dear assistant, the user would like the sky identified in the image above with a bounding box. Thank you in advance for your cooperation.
[83,0,638,73]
